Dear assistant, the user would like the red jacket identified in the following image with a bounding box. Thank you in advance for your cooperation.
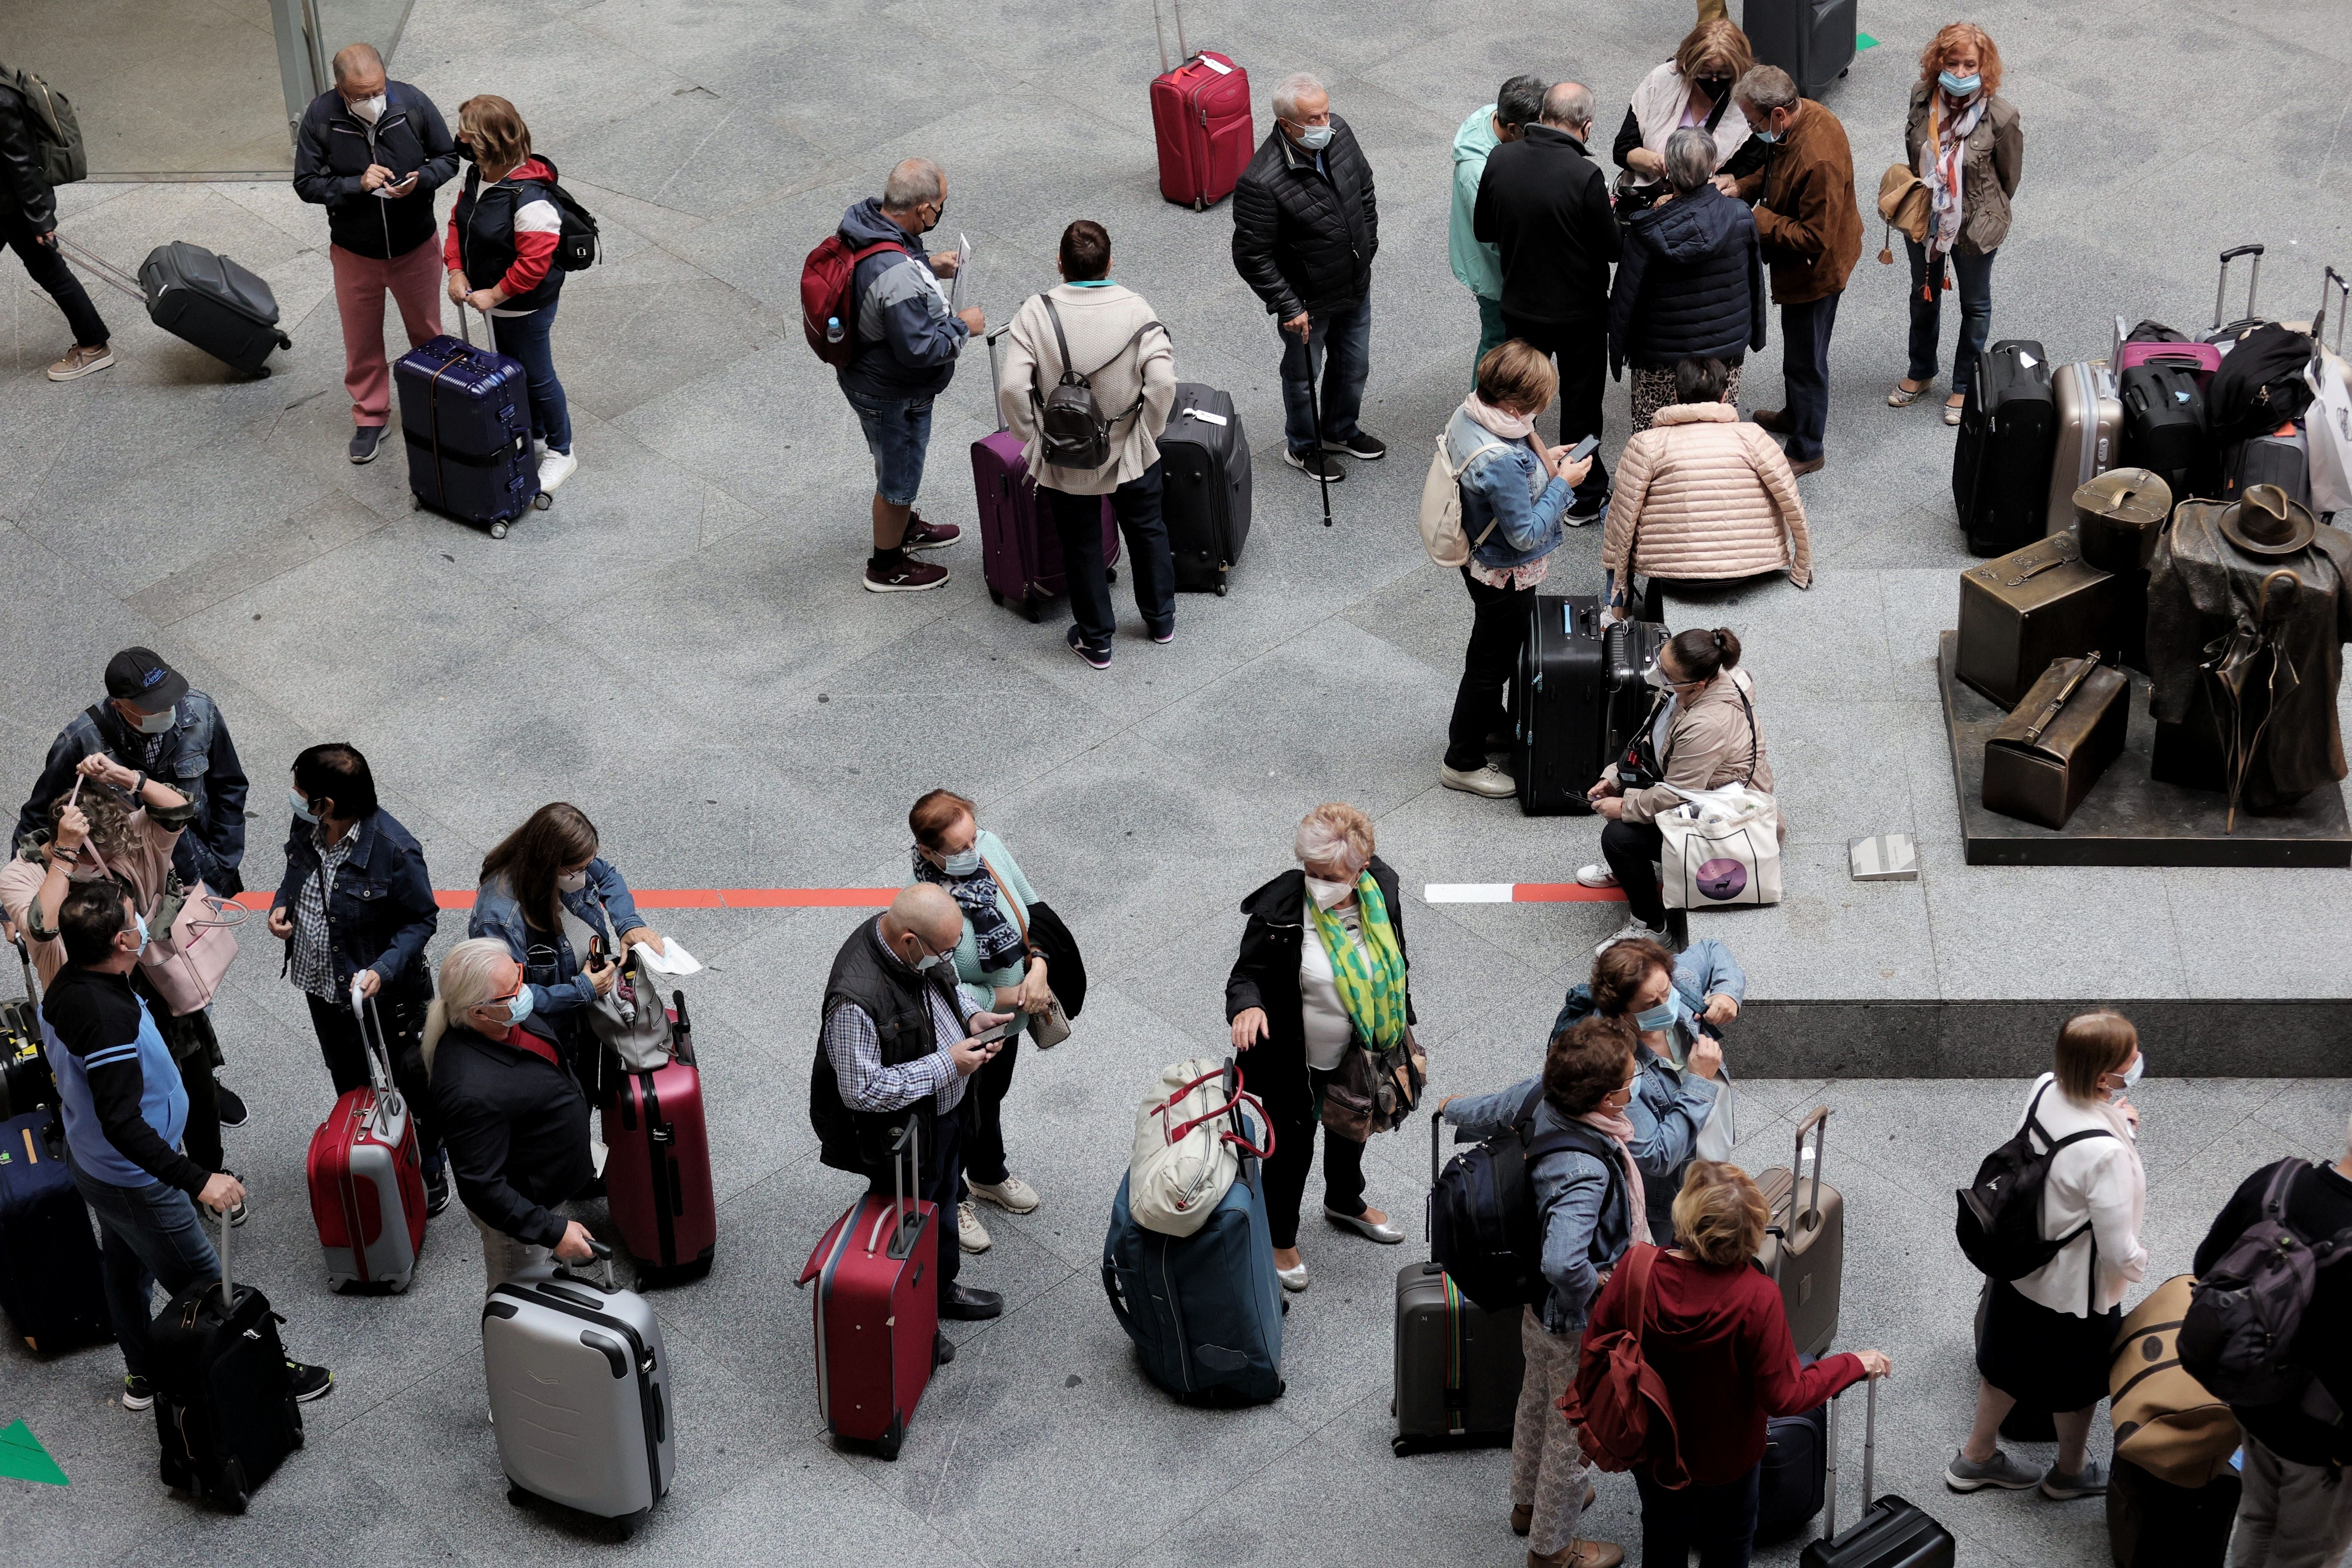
[1583,1248,1865,1485]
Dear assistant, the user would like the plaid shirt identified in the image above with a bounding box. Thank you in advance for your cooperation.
[288,823,357,1000]
[818,926,971,1115]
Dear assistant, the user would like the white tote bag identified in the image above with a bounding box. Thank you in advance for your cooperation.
[2306,349,2352,518]
[1658,784,1784,908]
[1128,1057,1271,1238]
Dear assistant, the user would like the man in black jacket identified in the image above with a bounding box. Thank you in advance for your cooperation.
[2193,1132,2352,1565]
[1232,73,1385,484]
[0,67,110,381]
[292,43,457,465]
[1476,82,1621,520]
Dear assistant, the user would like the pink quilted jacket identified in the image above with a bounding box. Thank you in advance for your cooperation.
[1602,404,1813,588]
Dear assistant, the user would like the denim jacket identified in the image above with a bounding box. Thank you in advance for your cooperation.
[469,858,646,1017]
[1444,1078,1635,1336]
[1446,406,1573,571]
[273,810,439,1002]
[16,692,249,891]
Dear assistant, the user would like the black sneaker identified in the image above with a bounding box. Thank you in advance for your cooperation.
[1066,626,1112,670]
[348,425,384,464]
[1283,448,1346,483]
[287,1361,334,1403]
[1321,431,1387,460]
[213,1081,249,1129]
[122,1374,155,1412]
[424,1157,453,1216]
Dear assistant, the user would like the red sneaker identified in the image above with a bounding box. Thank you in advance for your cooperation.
[864,554,950,592]
[901,512,962,551]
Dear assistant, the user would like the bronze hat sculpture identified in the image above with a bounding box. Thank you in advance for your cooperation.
[2217,483,2318,558]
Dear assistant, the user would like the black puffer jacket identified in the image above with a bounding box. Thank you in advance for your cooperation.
[1231,116,1378,320]
[0,78,55,231]
[1607,183,1767,376]
[1223,857,1415,1116]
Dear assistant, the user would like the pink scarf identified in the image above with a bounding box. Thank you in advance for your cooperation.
[1579,1108,1650,1246]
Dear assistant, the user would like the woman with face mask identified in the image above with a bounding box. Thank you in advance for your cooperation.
[1226,802,1413,1292]
[1951,1011,2148,1504]
[422,937,599,1288]
[1435,1017,1648,1568]
[470,802,664,1101]
[907,788,1053,1256]
[1890,23,2023,426]
[1613,20,1769,218]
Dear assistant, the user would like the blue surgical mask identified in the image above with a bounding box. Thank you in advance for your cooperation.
[1938,70,1981,97]
[941,848,982,877]
[289,788,319,824]
[1752,126,1778,144]
[1294,122,1334,151]
[1634,1000,1678,1032]
[502,987,535,1025]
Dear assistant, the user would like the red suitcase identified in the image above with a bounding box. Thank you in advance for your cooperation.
[1149,1,1252,210]
[605,991,716,1282]
[976,326,1119,622]
[305,990,427,1292]
[796,1119,938,1460]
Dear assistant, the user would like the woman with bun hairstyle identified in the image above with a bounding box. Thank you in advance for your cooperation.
[1582,626,1776,951]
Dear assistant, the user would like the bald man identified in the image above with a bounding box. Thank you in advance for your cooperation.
[812,883,1010,1344]
[292,42,458,465]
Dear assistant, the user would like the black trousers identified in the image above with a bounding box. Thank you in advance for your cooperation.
[1778,290,1842,462]
[870,1102,964,1310]
[304,992,442,1166]
[1,210,109,347]
[1046,465,1175,650]
[961,1032,1017,1188]
[1500,311,1609,511]
[1259,1059,1367,1250]
[1446,566,1536,771]
[1602,817,1669,928]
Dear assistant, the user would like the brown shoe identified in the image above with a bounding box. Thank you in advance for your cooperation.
[1788,455,1825,477]
[1528,1542,1623,1568]
[46,343,114,382]
[1749,407,1790,433]
[1510,1504,1532,1536]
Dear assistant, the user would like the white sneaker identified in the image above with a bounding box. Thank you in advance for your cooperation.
[537,448,578,493]
[1596,916,1669,955]
[957,1200,992,1254]
[1575,864,1620,889]
[1440,762,1516,798]
[968,1175,1039,1214]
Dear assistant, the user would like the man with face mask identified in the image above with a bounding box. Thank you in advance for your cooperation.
[292,42,459,465]
[812,884,1013,1349]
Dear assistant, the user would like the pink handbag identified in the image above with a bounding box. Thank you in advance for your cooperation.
[75,812,244,1016]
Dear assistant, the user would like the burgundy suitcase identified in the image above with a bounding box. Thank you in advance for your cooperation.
[797,1119,938,1460]
[304,990,426,1293]
[606,992,716,1283]
[1149,1,1252,211]
[975,325,1119,622]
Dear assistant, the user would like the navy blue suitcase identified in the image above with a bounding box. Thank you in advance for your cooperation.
[395,321,540,536]
[0,1109,113,1354]
[1102,1100,1285,1406]
[1756,1383,1830,1541]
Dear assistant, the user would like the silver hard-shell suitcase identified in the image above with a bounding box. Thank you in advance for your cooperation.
[2046,361,2123,534]
[483,1246,674,1535]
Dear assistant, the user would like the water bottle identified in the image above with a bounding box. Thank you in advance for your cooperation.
[825,315,844,345]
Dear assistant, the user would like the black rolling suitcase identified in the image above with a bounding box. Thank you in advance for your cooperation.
[1515,594,1608,815]
[1393,1113,1524,1454]
[1953,340,2057,556]
[1745,0,1857,97]
[56,237,291,377]
[1800,1378,1956,1568]
[2120,363,2217,503]
[2220,423,2311,508]
[149,1206,304,1512]
[1159,383,1252,593]
[2105,1456,2239,1568]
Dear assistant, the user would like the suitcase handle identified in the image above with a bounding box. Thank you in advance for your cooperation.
[2215,245,2263,332]
[2319,267,2348,357]
[885,1115,922,1261]
[1819,1365,1880,1542]
[1782,1106,1828,1238]
[348,979,403,1132]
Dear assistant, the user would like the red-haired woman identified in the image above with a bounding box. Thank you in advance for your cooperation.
[1888,23,2022,426]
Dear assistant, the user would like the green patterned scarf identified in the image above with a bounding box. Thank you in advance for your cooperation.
[1308,871,1408,1049]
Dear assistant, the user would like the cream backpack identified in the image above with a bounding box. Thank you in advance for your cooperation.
[1417,425,1510,567]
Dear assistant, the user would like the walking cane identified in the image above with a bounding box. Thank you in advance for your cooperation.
[1298,314,1332,527]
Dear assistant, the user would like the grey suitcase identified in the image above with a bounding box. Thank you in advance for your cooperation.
[2047,362,2123,534]
[1754,1107,1844,1360]
[484,1246,674,1536]
[1393,1114,1524,1453]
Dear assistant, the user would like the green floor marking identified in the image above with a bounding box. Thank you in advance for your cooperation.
[1857,33,1880,49]
[0,1420,69,1485]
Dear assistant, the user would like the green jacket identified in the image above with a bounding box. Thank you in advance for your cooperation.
[1449,105,1504,300]
[952,830,1039,1034]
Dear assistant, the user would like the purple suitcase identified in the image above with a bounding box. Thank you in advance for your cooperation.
[976,325,1119,622]
[396,308,541,538]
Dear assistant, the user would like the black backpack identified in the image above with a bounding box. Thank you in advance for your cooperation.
[2208,321,2314,444]
[1031,296,1164,470]
[1954,1081,2115,1283]
[469,160,600,273]
[2178,1159,2352,1413]
[1430,1087,1624,1314]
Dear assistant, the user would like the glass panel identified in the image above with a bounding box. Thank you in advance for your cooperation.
[18,0,300,177]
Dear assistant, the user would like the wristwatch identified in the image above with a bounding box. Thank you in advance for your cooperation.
[130,770,147,799]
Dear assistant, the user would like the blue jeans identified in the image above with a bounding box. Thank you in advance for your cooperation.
[846,389,935,508]
[490,302,571,454]
[1906,240,1997,395]
[1047,462,1175,652]
[1277,294,1371,457]
[1636,1460,1762,1568]
[1779,291,1842,462]
[1473,293,1507,386]
[70,1161,220,1382]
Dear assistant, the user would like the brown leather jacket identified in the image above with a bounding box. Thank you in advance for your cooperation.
[1902,84,2024,256]
[1734,100,1862,305]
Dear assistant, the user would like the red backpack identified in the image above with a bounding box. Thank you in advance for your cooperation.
[1559,1244,1687,1485]
[800,235,906,366]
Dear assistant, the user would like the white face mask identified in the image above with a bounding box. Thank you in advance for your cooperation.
[349,93,386,124]
[1304,874,1355,910]
[130,704,175,735]
[556,869,588,894]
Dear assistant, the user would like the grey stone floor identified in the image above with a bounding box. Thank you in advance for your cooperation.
[2,0,2349,1561]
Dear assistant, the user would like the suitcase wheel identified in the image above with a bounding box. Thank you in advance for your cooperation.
[217,1457,249,1514]
[532,493,553,511]
[1106,566,1117,583]
[1021,596,1042,624]
[508,1483,531,1508]
[989,589,1003,606]
[1216,582,1228,597]
[875,1412,905,1461]
[489,521,508,539]
[615,1507,647,1541]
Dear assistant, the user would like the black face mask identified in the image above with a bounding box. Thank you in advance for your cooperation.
[1695,78,1733,102]
[456,139,477,163]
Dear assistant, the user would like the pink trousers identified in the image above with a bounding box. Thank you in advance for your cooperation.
[333,240,445,426]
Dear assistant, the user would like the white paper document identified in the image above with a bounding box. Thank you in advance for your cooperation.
[632,937,703,977]
[949,233,973,314]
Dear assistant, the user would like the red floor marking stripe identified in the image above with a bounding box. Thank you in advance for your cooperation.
[1512,883,1628,903]
[230,887,896,911]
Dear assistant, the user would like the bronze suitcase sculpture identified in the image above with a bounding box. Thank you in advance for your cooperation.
[1983,654,2131,830]
[2073,468,2171,673]
[1957,532,2119,709]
